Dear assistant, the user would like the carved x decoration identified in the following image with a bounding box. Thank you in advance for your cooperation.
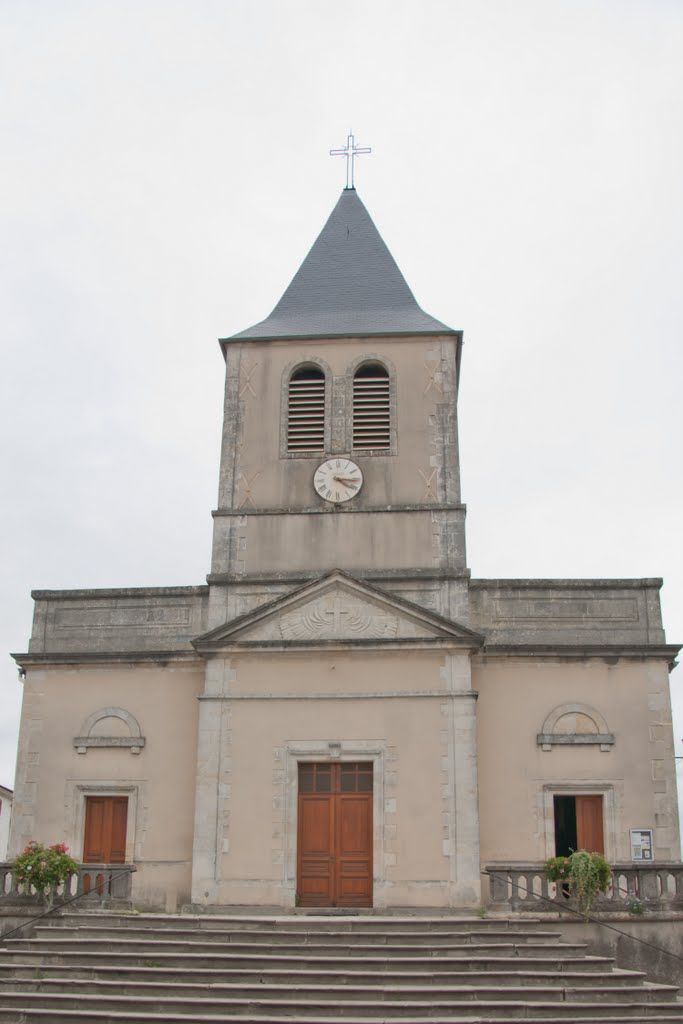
[239,360,259,399]
[237,471,261,509]
[419,468,438,502]
[423,359,444,395]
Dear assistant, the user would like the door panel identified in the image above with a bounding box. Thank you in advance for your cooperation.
[576,795,604,854]
[336,795,372,906]
[83,799,107,862]
[297,763,372,907]
[297,796,334,905]
[83,796,128,863]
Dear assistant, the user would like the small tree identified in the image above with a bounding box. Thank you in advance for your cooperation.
[12,841,78,908]
[544,849,612,918]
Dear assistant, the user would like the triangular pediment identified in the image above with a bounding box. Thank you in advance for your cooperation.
[193,571,483,651]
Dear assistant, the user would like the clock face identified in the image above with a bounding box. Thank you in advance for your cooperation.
[314,458,363,503]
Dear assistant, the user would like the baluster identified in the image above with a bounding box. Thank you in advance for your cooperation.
[638,866,659,902]
[488,869,510,903]
[675,867,683,900]
[511,871,527,910]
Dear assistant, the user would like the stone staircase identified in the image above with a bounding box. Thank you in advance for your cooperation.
[0,912,681,1022]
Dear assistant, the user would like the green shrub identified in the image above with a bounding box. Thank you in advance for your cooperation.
[544,849,612,918]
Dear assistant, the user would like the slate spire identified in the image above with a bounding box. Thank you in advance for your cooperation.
[227,189,455,341]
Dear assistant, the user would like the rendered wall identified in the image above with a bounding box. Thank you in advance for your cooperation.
[215,335,462,516]
[475,656,681,867]
[191,648,481,909]
[9,662,203,911]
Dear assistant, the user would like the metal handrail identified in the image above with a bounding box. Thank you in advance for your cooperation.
[482,866,683,969]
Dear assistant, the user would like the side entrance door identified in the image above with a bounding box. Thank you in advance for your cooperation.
[297,762,373,907]
[554,794,604,855]
[83,796,128,863]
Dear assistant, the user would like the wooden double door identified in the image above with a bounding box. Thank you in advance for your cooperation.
[297,762,373,907]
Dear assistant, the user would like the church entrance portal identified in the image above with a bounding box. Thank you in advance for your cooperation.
[296,762,373,907]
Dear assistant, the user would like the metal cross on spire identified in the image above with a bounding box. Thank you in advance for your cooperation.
[330,131,371,190]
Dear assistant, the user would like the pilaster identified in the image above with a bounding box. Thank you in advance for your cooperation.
[441,653,481,905]
[190,659,234,905]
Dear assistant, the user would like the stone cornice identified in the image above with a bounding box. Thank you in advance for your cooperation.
[30,585,208,601]
[198,638,482,655]
[12,643,679,669]
[199,689,478,701]
[470,578,664,590]
[476,643,680,667]
[11,650,201,669]
[207,568,471,585]
[211,503,466,517]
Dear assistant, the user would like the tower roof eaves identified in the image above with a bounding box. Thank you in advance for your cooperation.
[220,326,460,346]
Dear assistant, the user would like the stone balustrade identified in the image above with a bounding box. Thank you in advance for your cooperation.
[0,862,135,906]
[485,862,683,913]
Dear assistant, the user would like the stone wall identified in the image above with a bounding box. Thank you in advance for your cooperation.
[26,586,209,655]
[550,915,683,988]
[469,578,667,646]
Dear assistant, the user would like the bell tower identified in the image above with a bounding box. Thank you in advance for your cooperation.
[192,183,484,909]
[207,188,469,630]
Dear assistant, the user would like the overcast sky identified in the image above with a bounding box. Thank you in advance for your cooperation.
[1,1,682,833]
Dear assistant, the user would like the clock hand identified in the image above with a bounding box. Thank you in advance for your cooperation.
[333,476,360,487]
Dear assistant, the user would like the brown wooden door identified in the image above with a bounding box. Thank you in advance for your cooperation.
[576,795,604,854]
[297,763,372,907]
[83,796,128,863]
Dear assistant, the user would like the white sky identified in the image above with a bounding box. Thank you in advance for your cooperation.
[1,0,682,833]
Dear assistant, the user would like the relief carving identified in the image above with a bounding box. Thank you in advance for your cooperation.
[280,596,399,640]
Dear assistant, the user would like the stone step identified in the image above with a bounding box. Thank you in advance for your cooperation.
[3,936,592,957]
[1,912,680,1023]
[34,923,566,945]
[0,991,683,1019]
[0,947,612,972]
[2,1013,683,1024]
[0,963,649,987]
[1,977,679,1004]
[55,912,550,932]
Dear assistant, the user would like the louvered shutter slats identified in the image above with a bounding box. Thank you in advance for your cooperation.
[287,365,391,454]
[287,372,325,451]
[353,368,390,450]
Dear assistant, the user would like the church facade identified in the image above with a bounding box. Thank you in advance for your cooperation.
[9,189,681,911]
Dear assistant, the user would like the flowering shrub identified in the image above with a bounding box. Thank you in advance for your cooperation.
[544,855,573,883]
[12,841,78,905]
[544,849,612,918]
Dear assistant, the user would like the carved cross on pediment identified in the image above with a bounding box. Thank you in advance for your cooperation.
[279,595,398,640]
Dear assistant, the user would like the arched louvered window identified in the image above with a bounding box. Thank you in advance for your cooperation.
[287,366,326,452]
[353,363,390,450]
